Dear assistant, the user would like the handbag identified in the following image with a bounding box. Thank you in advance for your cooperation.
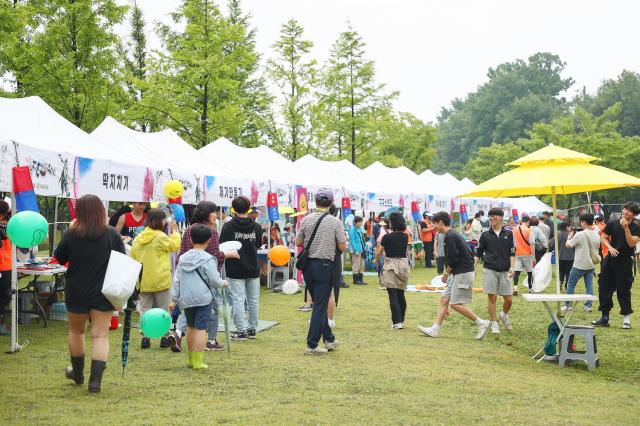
[102,230,142,310]
[590,247,601,265]
[295,212,329,271]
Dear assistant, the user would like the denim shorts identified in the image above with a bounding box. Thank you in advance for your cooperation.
[184,304,212,330]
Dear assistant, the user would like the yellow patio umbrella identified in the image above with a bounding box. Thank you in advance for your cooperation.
[459,144,640,294]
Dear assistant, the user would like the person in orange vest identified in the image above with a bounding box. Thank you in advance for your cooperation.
[0,200,12,335]
[419,212,435,268]
[594,215,608,259]
[512,216,536,295]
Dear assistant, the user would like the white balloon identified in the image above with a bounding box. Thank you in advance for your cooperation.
[282,279,299,295]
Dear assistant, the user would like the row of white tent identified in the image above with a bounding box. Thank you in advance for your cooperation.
[0,96,552,213]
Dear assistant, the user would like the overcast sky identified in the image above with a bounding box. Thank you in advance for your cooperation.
[120,0,640,123]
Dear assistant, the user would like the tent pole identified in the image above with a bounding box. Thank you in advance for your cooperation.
[52,196,59,252]
[552,187,561,300]
[267,222,271,290]
[10,190,18,353]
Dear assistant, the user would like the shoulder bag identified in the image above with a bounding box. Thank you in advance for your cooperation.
[295,212,329,271]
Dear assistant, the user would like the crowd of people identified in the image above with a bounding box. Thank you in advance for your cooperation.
[1,188,639,393]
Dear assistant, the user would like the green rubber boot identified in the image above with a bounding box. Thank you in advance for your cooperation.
[187,351,194,368]
[191,351,208,370]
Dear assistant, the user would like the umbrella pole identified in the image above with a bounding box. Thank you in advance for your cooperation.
[552,188,560,294]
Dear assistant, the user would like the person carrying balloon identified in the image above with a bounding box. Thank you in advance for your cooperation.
[170,224,228,369]
[131,208,181,349]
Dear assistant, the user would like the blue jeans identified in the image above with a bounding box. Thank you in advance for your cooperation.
[565,267,594,308]
[176,288,221,340]
[227,277,260,333]
[302,258,336,348]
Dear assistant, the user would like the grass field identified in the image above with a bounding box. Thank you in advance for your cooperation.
[1,264,640,425]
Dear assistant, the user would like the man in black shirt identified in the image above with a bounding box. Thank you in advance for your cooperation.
[475,208,515,335]
[417,211,490,340]
[593,202,640,328]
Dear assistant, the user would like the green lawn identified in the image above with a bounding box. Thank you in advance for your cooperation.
[1,265,640,425]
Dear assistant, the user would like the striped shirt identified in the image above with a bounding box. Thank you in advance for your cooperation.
[298,211,346,261]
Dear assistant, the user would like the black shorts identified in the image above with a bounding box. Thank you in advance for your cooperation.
[66,296,114,314]
[184,304,212,330]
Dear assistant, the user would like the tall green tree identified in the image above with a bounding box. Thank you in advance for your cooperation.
[1,0,128,130]
[141,0,268,148]
[225,0,273,147]
[323,24,397,164]
[359,111,436,172]
[435,52,573,175]
[266,19,316,160]
[120,0,154,131]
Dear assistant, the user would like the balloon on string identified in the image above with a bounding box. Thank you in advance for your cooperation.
[282,279,299,295]
[6,211,49,248]
[140,308,171,338]
[164,180,184,199]
[269,245,291,266]
[168,203,185,222]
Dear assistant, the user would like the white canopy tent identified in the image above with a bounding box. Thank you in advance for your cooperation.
[198,138,323,186]
[91,117,237,176]
[0,97,121,160]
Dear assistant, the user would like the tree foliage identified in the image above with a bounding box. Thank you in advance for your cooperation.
[266,18,316,160]
[464,105,640,207]
[138,0,269,148]
[435,52,573,175]
[1,0,128,130]
[580,70,640,138]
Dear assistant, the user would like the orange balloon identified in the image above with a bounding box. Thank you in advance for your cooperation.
[269,245,291,266]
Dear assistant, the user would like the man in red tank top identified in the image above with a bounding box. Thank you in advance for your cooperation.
[115,202,147,240]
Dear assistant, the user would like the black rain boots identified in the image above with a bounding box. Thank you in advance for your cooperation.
[353,273,368,285]
[65,355,85,385]
[88,360,107,393]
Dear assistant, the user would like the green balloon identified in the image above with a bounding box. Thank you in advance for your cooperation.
[140,308,171,338]
[6,211,49,248]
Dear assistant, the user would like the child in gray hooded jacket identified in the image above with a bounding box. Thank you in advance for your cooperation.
[170,224,227,370]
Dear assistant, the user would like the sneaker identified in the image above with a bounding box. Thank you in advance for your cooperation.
[167,333,182,353]
[327,319,336,329]
[417,325,438,338]
[513,287,519,296]
[304,346,328,355]
[591,317,610,327]
[325,340,340,351]
[247,329,257,339]
[491,322,500,334]
[231,331,248,341]
[392,323,404,330]
[583,306,592,312]
[499,312,512,331]
[475,320,490,340]
[141,337,150,349]
[623,322,631,329]
[205,340,226,351]
[560,304,571,312]
[160,336,170,348]
[297,304,312,312]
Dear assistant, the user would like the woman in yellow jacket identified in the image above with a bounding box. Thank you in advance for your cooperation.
[131,208,181,349]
